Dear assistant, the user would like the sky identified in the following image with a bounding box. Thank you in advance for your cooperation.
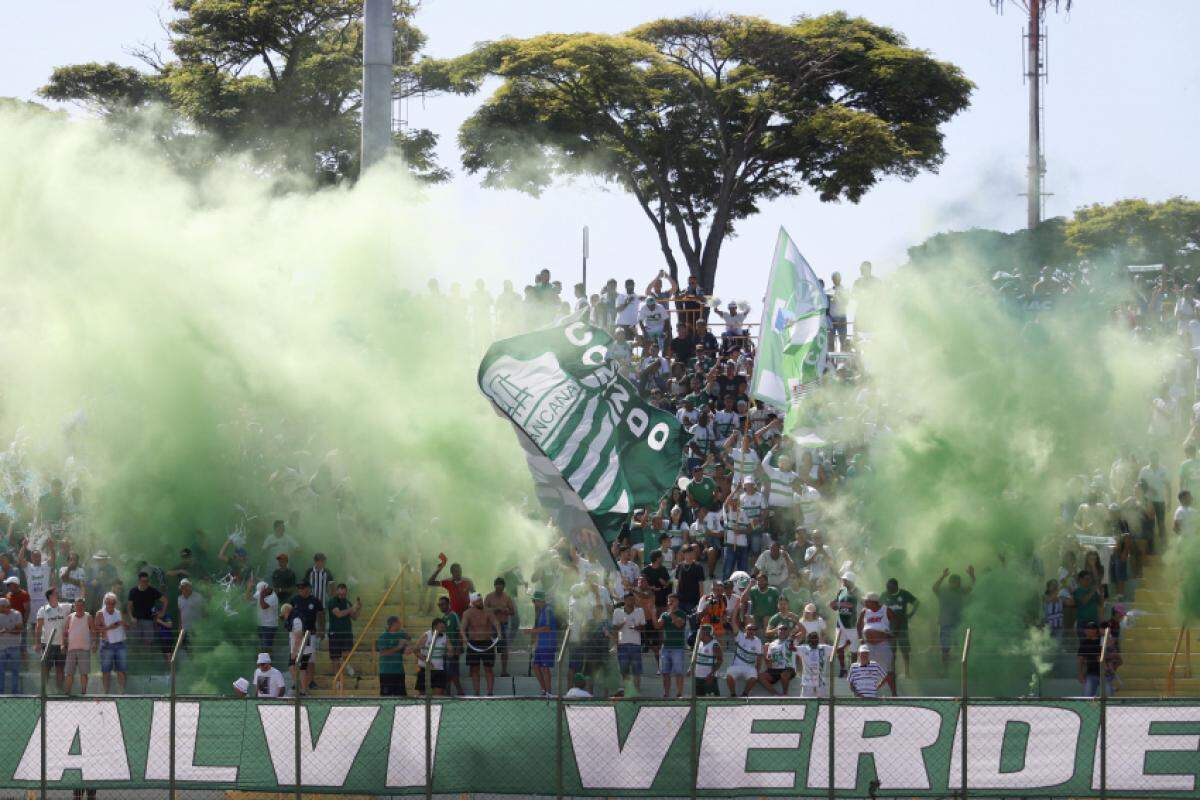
[3,0,1198,305]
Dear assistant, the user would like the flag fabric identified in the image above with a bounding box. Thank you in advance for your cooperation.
[478,316,684,564]
[750,227,829,429]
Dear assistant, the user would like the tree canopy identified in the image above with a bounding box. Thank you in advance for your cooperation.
[433,13,973,289]
[39,0,446,182]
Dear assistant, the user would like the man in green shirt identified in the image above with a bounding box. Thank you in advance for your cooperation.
[747,573,781,632]
[437,596,463,696]
[881,578,920,678]
[327,583,361,691]
[686,465,717,512]
[657,594,689,698]
[375,616,410,696]
[766,595,800,640]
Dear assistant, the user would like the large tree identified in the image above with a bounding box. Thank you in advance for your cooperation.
[1066,197,1200,270]
[433,13,972,289]
[40,0,447,181]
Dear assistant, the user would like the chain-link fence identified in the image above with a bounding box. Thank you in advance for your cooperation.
[2,691,1199,798]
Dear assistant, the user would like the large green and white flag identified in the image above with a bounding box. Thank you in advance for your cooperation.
[750,227,829,428]
[478,316,683,563]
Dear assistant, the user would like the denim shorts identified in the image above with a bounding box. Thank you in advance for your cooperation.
[660,647,686,675]
[616,643,642,676]
[100,641,128,673]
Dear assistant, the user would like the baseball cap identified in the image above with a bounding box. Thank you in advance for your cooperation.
[296,580,310,588]
[92,550,110,560]
[179,578,191,587]
[742,476,756,485]
[532,590,547,602]
[256,652,271,665]
[841,571,856,583]
[804,603,817,613]
[865,591,880,602]
[233,677,250,694]
[4,576,18,585]
[858,644,871,653]
[469,592,482,602]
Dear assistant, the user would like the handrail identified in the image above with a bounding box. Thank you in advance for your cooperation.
[333,566,406,694]
[1166,625,1187,695]
[555,626,572,697]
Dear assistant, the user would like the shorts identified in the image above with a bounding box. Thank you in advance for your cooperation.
[445,653,460,678]
[894,628,911,655]
[465,640,496,668]
[727,661,758,681]
[100,641,128,674]
[495,624,509,654]
[939,624,958,650]
[766,668,795,682]
[289,653,311,670]
[660,647,686,675]
[415,667,445,692]
[41,644,65,669]
[1112,559,1129,584]
[866,641,894,673]
[65,649,91,677]
[836,627,859,652]
[617,643,643,676]
[800,680,829,698]
[328,632,353,660]
[694,675,720,696]
[533,648,555,668]
[380,673,407,696]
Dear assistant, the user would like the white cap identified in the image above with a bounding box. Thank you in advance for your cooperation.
[233,677,250,694]
[858,644,871,654]
[469,592,482,602]
[179,578,191,586]
[865,591,880,602]
[3,576,18,585]
[841,571,856,583]
[256,652,271,665]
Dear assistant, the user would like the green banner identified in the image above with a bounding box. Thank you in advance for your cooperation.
[2,697,1199,796]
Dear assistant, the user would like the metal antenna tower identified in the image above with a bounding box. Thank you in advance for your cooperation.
[991,0,1072,229]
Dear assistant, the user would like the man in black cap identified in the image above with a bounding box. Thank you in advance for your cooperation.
[288,581,323,691]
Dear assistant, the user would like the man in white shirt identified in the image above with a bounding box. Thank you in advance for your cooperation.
[715,301,749,352]
[754,542,794,588]
[847,644,886,698]
[252,652,286,698]
[614,279,642,333]
[564,673,593,699]
[18,542,52,639]
[638,297,670,348]
[248,581,280,655]
[1138,452,1170,542]
[35,587,68,691]
[611,594,646,691]
[610,547,640,599]
[724,434,760,485]
[1174,491,1199,536]
[738,479,769,554]
[796,630,834,697]
[761,634,797,696]
[726,620,763,697]
[97,592,128,694]
[261,520,301,573]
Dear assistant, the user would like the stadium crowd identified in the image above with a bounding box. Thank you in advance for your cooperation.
[0,262,1197,701]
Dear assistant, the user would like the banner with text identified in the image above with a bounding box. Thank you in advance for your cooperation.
[1,697,1198,796]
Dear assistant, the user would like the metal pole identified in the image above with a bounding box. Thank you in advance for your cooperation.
[39,643,48,800]
[960,628,972,800]
[555,627,570,800]
[689,634,701,800]
[1025,0,1042,229]
[361,0,395,172]
[294,630,309,800]
[827,628,840,800]
[1099,628,1109,800]
[169,628,185,800]
[582,225,590,296]
[425,631,436,800]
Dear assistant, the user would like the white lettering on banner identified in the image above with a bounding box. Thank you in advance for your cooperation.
[259,705,378,787]
[14,701,131,782]
[697,705,806,789]
[647,423,670,451]
[567,705,689,789]
[627,408,648,437]
[582,345,608,366]
[145,701,238,782]
[565,323,592,346]
[386,704,443,787]
[1093,705,1200,791]
[806,706,941,790]
[948,705,1080,790]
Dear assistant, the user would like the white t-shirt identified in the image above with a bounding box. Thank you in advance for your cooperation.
[1175,505,1199,536]
[253,590,279,628]
[24,563,51,602]
[564,687,593,699]
[766,639,795,671]
[615,293,642,327]
[37,602,68,646]
[800,615,829,641]
[739,492,768,530]
[611,607,646,647]
[638,302,669,334]
[289,616,315,658]
[253,667,287,698]
[611,561,640,597]
[797,485,822,526]
[716,308,748,333]
[754,551,791,588]
[1138,465,1169,503]
[59,566,86,602]
[728,448,760,484]
[732,633,763,666]
[676,407,700,426]
[98,607,126,644]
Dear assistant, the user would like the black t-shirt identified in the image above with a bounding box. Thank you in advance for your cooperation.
[128,585,163,620]
[670,334,697,363]
[641,565,671,608]
[674,562,706,607]
[1077,636,1101,675]
[289,594,324,632]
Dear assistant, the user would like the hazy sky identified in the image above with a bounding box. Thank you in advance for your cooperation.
[3,0,1198,303]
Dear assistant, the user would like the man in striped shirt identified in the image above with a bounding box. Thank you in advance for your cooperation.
[847,644,886,698]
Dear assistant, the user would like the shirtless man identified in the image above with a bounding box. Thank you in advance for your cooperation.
[484,578,517,677]
[460,592,502,695]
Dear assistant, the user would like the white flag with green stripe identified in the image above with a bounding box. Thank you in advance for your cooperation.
[750,227,829,429]
[478,316,684,559]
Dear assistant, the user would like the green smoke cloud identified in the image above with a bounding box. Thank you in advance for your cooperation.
[825,262,1170,693]
[0,107,547,689]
